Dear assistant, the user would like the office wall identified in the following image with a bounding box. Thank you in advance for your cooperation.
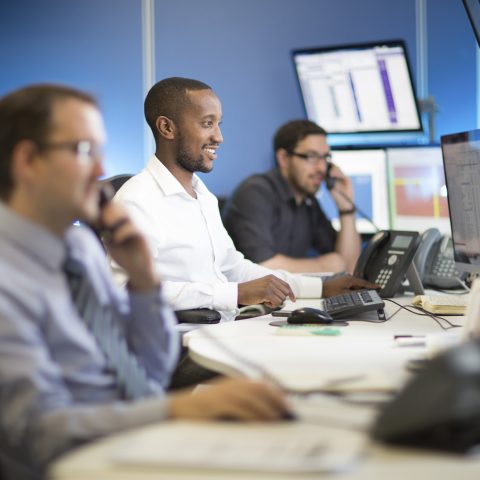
[427,0,477,139]
[0,0,144,176]
[0,0,477,196]
[154,0,417,195]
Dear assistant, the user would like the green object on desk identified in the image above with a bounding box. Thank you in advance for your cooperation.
[279,325,341,335]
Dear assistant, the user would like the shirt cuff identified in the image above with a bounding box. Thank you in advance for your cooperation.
[212,282,238,311]
[295,275,323,298]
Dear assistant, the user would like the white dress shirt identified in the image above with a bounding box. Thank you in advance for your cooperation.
[112,156,323,320]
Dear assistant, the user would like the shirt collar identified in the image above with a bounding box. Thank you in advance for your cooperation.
[0,201,67,272]
[268,168,314,206]
[146,155,209,197]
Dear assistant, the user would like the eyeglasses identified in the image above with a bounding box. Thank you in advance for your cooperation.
[289,151,332,165]
[37,140,103,165]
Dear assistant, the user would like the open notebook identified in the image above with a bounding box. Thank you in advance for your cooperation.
[412,293,469,315]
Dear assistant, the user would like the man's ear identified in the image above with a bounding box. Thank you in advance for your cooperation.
[276,148,290,172]
[155,116,176,140]
[11,140,39,184]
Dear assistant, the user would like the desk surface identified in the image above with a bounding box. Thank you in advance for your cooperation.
[51,297,480,479]
[185,296,459,392]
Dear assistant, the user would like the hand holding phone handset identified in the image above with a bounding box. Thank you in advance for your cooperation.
[325,161,380,232]
[96,184,159,292]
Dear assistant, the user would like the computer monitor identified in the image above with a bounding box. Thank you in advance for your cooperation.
[441,129,480,273]
[387,147,451,234]
[292,40,423,141]
[462,0,480,47]
[317,149,389,234]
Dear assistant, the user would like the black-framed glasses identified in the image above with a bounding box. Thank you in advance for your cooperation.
[37,140,103,165]
[289,151,332,165]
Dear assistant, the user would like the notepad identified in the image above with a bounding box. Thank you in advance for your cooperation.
[412,293,469,315]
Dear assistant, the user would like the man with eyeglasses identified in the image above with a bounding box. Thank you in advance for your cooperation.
[224,120,361,274]
[0,84,293,476]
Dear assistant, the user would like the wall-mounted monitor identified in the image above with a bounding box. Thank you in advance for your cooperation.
[317,149,389,234]
[441,129,480,274]
[292,40,423,143]
[387,147,451,235]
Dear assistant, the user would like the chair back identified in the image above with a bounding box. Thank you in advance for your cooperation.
[102,174,134,194]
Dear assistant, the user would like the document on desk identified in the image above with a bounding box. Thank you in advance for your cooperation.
[111,420,366,473]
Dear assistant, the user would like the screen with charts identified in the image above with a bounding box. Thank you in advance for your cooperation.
[292,40,423,136]
[387,147,451,234]
[317,149,389,234]
[441,129,480,273]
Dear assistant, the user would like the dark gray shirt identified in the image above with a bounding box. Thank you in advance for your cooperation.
[224,169,337,263]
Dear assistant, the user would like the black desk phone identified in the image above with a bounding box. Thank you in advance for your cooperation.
[354,230,422,298]
[413,228,465,289]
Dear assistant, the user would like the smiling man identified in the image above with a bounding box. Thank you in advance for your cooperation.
[112,78,374,322]
[224,120,361,273]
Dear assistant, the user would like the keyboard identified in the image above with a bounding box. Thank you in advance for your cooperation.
[323,289,385,319]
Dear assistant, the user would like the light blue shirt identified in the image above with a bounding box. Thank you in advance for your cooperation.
[0,202,180,468]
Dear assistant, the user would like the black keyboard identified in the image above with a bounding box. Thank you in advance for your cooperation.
[323,289,385,319]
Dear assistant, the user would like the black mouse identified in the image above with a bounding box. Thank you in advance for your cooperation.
[287,307,334,325]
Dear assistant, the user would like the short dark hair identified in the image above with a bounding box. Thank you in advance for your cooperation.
[0,84,97,200]
[273,119,327,154]
[144,77,212,142]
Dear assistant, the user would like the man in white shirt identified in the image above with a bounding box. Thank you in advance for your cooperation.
[112,77,375,321]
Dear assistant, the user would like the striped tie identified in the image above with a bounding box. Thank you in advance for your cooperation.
[63,254,152,399]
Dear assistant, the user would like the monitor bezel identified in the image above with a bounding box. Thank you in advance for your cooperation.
[441,128,480,274]
[291,39,424,136]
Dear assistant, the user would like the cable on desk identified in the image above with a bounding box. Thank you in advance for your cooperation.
[384,298,463,330]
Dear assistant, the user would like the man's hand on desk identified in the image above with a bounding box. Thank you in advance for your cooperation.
[167,377,291,421]
[238,275,296,308]
[323,274,380,297]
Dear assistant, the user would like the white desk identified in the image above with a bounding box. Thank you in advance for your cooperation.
[51,297,480,479]
[185,297,459,392]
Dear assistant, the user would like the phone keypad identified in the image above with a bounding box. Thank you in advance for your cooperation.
[432,256,457,278]
[375,268,393,288]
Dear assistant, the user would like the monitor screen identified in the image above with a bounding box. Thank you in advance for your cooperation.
[463,0,480,47]
[292,40,423,136]
[441,129,480,273]
[387,147,451,234]
[317,149,389,234]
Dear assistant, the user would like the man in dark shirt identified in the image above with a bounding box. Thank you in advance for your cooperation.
[224,120,361,273]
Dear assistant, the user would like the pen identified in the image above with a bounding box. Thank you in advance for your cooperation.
[394,335,426,347]
[393,335,425,340]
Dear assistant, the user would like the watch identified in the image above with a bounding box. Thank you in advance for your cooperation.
[338,207,356,215]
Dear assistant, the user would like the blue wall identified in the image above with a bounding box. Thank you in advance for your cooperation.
[0,0,477,196]
[0,0,144,176]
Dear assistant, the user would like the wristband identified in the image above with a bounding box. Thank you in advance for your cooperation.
[338,207,356,216]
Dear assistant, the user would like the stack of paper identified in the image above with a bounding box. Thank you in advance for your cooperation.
[111,420,366,473]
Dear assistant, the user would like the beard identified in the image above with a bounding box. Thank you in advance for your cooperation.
[176,133,213,173]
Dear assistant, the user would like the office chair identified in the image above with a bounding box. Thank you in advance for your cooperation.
[101,173,133,193]
[101,174,221,325]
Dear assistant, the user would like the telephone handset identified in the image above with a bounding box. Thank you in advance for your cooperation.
[325,162,336,190]
[414,228,465,289]
[353,230,422,298]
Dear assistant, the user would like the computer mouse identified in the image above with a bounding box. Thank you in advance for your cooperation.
[287,307,334,325]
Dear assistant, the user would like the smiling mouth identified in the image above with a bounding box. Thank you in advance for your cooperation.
[203,146,218,157]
